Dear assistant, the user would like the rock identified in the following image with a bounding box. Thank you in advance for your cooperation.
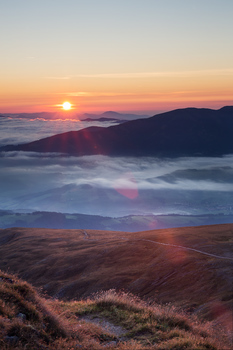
[104,341,118,347]
[0,277,13,284]
[17,312,27,321]
[5,335,19,345]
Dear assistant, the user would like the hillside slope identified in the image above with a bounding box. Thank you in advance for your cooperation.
[2,106,233,157]
[1,270,231,349]
[0,224,232,322]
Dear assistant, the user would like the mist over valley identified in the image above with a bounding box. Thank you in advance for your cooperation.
[1,107,233,230]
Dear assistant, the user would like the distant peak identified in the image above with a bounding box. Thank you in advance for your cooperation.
[102,111,121,116]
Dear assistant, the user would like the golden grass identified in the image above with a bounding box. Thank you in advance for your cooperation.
[0,224,232,348]
[0,225,232,314]
[56,289,233,349]
[0,270,232,349]
[0,269,70,349]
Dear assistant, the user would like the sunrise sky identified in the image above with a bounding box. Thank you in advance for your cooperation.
[1,0,232,114]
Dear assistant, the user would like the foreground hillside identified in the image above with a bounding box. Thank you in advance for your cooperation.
[0,224,232,322]
[0,270,231,349]
[1,106,233,157]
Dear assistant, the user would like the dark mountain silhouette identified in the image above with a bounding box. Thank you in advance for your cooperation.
[80,110,150,120]
[82,117,127,123]
[0,110,149,121]
[1,106,233,157]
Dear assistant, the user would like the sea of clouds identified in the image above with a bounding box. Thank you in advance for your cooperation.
[0,116,116,146]
[1,117,233,216]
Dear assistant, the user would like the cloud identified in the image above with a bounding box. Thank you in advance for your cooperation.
[1,152,233,190]
[43,69,233,80]
[44,76,71,80]
[1,116,233,214]
[65,91,134,97]
[1,151,233,215]
[0,118,116,146]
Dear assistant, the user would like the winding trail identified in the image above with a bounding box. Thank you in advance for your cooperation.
[81,230,90,239]
[119,237,233,261]
[81,229,233,261]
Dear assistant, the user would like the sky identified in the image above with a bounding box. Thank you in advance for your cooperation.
[0,0,233,114]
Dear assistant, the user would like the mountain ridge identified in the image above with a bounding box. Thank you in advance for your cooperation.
[1,106,233,157]
[0,110,150,121]
[2,209,233,231]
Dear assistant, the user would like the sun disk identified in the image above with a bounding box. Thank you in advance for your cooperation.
[62,102,72,110]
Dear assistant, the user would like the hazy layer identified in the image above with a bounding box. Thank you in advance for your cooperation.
[1,117,233,217]
[1,150,233,216]
[0,116,116,146]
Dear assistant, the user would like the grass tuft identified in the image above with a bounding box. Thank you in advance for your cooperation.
[0,271,231,349]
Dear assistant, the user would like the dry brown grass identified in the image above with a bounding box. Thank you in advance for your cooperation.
[41,289,233,349]
[0,272,231,349]
[0,269,70,349]
[0,225,232,316]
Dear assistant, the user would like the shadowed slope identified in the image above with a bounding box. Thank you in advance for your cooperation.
[2,106,233,157]
[0,270,68,349]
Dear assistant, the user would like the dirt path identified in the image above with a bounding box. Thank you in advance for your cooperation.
[82,231,233,261]
[139,238,233,260]
[122,237,233,261]
[79,314,128,340]
[81,230,90,239]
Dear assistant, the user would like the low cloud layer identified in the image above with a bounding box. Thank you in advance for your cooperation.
[1,117,233,216]
[1,151,233,216]
[0,117,115,146]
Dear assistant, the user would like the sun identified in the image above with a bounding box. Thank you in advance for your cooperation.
[62,101,72,110]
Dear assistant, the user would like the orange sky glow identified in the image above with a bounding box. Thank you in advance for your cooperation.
[0,1,232,115]
[1,69,232,114]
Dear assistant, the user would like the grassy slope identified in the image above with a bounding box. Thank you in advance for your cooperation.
[0,270,68,349]
[0,224,233,308]
[0,270,231,349]
[0,224,232,318]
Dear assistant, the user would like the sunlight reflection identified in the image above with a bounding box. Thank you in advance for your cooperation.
[207,301,233,336]
[148,219,159,230]
[162,230,188,264]
[114,172,138,199]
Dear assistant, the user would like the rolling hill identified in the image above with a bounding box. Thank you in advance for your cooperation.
[0,224,232,316]
[0,224,232,348]
[1,106,233,157]
[1,209,233,231]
